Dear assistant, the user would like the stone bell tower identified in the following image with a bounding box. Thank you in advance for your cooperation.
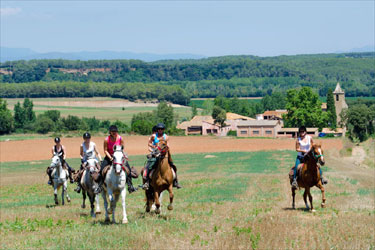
[333,82,348,127]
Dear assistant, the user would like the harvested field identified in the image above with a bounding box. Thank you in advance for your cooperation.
[0,137,343,162]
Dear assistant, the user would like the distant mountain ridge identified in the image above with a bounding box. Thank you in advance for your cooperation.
[0,47,206,62]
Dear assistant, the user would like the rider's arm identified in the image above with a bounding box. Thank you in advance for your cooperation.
[94,143,102,161]
[51,146,54,157]
[120,136,125,149]
[103,139,112,161]
[62,145,67,160]
[165,134,169,147]
[80,145,84,160]
[148,135,156,152]
[309,137,314,151]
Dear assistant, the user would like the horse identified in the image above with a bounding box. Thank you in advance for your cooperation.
[80,158,101,217]
[290,143,326,211]
[50,152,71,205]
[101,145,128,224]
[141,139,174,214]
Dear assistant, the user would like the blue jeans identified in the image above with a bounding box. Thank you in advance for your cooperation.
[293,155,304,179]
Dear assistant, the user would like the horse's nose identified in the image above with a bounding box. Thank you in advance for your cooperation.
[320,158,325,166]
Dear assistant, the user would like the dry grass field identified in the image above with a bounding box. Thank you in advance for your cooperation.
[0,138,374,249]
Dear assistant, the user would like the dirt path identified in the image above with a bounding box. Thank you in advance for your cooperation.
[0,137,343,163]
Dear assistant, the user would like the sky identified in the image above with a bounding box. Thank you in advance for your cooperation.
[1,1,374,57]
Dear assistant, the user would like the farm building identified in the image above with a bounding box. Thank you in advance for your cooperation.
[277,127,319,138]
[236,120,282,138]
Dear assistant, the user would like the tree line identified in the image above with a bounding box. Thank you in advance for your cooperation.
[0,98,182,136]
[1,52,374,99]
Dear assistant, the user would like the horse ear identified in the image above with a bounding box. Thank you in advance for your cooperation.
[121,145,124,151]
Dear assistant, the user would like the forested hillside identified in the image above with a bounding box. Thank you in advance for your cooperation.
[1,52,374,101]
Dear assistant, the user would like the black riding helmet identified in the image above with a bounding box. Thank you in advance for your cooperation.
[155,123,165,130]
[83,132,91,139]
[298,126,307,133]
[54,137,61,143]
[109,125,118,132]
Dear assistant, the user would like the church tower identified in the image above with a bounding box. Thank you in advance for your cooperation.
[333,82,348,127]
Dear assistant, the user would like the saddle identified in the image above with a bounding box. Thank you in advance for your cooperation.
[289,164,304,182]
[148,168,176,180]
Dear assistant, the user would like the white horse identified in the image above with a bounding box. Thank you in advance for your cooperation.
[101,145,128,224]
[50,153,71,205]
[81,158,101,217]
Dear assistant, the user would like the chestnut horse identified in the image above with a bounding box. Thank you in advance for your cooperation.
[290,143,326,211]
[141,139,174,214]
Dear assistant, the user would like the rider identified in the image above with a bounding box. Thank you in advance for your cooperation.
[47,137,74,185]
[292,126,328,188]
[74,132,102,193]
[142,123,182,190]
[96,125,137,194]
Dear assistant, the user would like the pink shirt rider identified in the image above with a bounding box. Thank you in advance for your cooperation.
[106,135,122,156]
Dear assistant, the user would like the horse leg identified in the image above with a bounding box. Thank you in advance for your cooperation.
[167,185,174,211]
[154,191,161,214]
[145,190,153,213]
[121,189,128,224]
[111,194,119,224]
[316,183,326,208]
[303,189,310,210]
[89,194,96,218]
[61,184,65,206]
[54,184,58,205]
[291,187,296,209]
[82,189,87,208]
[95,194,101,214]
[64,182,70,203]
[102,191,110,223]
[308,189,314,212]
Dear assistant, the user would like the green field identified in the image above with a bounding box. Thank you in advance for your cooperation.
[1,149,374,249]
[4,97,193,125]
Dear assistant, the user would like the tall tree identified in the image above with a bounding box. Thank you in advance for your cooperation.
[14,102,25,129]
[191,104,198,119]
[0,98,14,134]
[340,104,371,142]
[155,101,174,130]
[212,105,226,127]
[284,87,328,129]
[326,88,337,129]
[23,98,36,123]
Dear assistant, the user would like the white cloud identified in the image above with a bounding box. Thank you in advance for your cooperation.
[1,7,22,17]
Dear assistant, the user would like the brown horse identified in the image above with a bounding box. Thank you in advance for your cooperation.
[141,139,174,214]
[290,143,326,211]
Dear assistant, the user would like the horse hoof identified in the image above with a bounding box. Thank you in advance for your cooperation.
[321,203,326,208]
[67,198,71,203]
[311,209,316,213]
[81,204,86,209]
[167,204,173,211]
[155,209,161,215]
[105,217,110,223]
[96,211,101,214]
[122,219,128,224]
[146,207,150,213]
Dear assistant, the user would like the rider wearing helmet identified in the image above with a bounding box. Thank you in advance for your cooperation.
[292,126,327,188]
[74,132,102,193]
[47,137,74,185]
[96,125,137,194]
[142,123,182,190]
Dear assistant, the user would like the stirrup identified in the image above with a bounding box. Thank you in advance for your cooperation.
[48,180,52,185]
[173,180,182,189]
[74,186,81,193]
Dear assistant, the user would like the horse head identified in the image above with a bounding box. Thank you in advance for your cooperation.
[112,145,125,175]
[50,152,62,168]
[86,158,97,173]
[311,143,325,166]
[156,139,169,157]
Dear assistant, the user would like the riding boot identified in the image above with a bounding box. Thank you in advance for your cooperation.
[170,162,182,189]
[126,176,137,193]
[48,175,52,185]
[74,183,81,193]
[321,176,328,185]
[292,178,298,188]
[47,168,53,185]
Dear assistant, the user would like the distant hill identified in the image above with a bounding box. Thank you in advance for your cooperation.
[0,47,206,62]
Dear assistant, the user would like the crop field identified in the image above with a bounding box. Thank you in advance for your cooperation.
[4,97,193,124]
[1,139,374,249]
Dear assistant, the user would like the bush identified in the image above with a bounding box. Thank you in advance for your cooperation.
[35,116,54,134]
[227,130,237,136]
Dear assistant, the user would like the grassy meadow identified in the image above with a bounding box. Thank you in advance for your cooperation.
[1,147,374,249]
